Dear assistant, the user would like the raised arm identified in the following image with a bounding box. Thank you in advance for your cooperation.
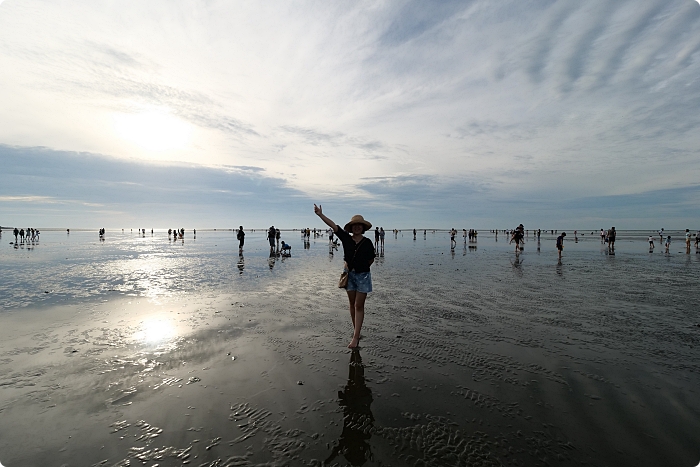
[314,204,338,232]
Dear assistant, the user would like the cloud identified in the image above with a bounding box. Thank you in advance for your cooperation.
[0,145,312,227]
[0,1,699,227]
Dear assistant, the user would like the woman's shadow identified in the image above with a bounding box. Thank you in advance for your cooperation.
[324,349,375,466]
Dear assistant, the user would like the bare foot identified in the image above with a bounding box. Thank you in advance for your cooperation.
[348,337,359,349]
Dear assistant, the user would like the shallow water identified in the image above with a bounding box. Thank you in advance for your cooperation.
[0,229,698,466]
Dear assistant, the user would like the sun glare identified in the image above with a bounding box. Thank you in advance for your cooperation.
[113,109,192,152]
[134,318,177,345]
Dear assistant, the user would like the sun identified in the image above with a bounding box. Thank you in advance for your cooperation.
[113,109,192,152]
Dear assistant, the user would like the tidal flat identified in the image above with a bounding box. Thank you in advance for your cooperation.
[0,229,698,466]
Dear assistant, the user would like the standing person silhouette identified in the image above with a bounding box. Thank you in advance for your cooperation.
[556,232,566,259]
[267,225,276,251]
[314,204,375,349]
[237,226,245,252]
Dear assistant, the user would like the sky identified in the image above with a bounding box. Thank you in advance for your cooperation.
[1,0,699,229]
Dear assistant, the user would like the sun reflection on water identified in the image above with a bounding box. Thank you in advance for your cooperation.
[134,318,177,345]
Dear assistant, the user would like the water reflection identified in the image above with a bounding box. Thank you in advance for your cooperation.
[237,253,245,274]
[325,350,374,466]
[511,255,523,274]
[134,318,176,345]
[268,250,276,269]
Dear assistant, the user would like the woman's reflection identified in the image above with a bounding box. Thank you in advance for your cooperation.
[324,349,374,466]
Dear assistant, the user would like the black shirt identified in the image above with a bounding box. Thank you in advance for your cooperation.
[335,226,375,273]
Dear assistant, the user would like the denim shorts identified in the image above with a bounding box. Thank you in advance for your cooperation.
[347,270,372,293]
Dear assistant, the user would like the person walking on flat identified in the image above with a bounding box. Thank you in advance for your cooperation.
[267,225,276,251]
[314,204,375,349]
[556,232,566,259]
[237,226,245,252]
[607,227,616,252]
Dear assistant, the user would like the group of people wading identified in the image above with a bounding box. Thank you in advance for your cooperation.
[11,227,39,244]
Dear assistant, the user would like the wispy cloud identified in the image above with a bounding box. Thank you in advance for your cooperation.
[0,1,699,227]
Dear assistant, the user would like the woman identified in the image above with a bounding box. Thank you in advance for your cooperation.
[314,204,375,349]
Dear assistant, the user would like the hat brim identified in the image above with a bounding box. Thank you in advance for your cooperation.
[344,220,372,232]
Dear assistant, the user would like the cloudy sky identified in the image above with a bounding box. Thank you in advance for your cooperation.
[1,0,699,229]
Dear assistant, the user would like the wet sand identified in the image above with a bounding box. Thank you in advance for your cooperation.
[0,230,699,466]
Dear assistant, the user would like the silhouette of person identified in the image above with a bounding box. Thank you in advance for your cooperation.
[324,350,374,466]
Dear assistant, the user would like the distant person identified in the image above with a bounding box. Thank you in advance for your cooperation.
[379,227,385,248]
[510,226,524,253]
[19,228,25,243]
[13,227,18,243]
[658,228,665,243]
[450,228,456,248]
[314,204,375,349]
[413,228,417,240]
[607,227,616,251]
[280,241,292,255]
[665,235,671,253]
[696,230,700,249]
[267,226,276,250]
[556,232,566,259]
[600,228,605,243]
[648,235,654,250]
[685,229,691,252]
[237,226,245,252]
[276,228,281,250]
[374,227,379,249]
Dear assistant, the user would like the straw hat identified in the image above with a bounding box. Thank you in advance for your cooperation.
[344,214,372,232]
